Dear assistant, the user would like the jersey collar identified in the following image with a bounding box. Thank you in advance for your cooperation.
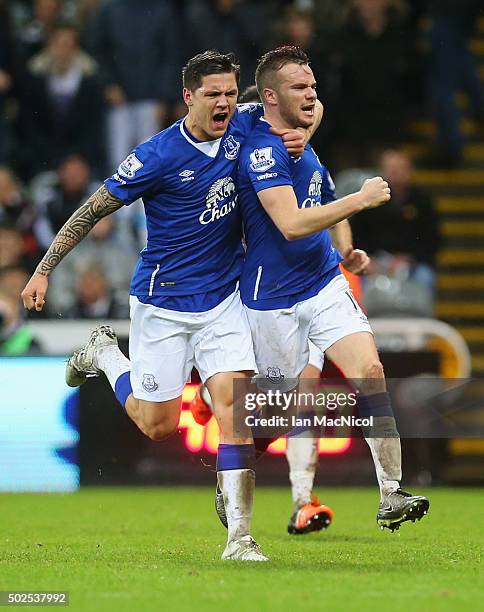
[180,119,222,158]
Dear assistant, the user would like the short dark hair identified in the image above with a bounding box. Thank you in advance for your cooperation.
[255,46,309,96]
[182,50,240,91]
[239,84,260,104]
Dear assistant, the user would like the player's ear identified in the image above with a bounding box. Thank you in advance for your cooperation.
[263,87,277,107]
[183,87,193,106]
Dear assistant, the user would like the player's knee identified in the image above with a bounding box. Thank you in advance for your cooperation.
[142,413,179,442]
[365,360,385,380]
[143,421,177,441]
[357,360,385,395]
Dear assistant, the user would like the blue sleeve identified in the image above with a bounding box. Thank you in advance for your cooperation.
[231,103,264,136]
[321,167,336,204]
[104,139,164,206]
[243,137,293,193]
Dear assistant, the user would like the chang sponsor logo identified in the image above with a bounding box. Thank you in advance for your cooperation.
[301,170,323,208]
[200,177,238,225]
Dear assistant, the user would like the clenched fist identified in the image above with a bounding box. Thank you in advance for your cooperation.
[21,272,49,312]
[342,245,370,275]
[359,176,391,209]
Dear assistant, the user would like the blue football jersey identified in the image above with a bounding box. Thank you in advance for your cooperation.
[105,104,263,310]
[238,118,342,310]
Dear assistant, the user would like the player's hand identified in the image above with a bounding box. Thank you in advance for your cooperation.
[270,127,305,158]
[359,177,391,209]
[342,245,370,275]
[21,272,49,312]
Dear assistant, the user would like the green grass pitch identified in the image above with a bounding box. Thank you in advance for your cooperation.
[1,487,483,611]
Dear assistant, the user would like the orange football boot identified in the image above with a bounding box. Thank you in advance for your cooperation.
[189,386,213,426]
[287,495,334,535]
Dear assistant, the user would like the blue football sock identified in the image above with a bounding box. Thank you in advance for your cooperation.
[216,443,255,472]
[114,371,132,411]
[357,392,394,418]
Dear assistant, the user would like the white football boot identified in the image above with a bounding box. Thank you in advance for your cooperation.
[221,536,269,562]
[65,324,118,387]
[377,489,430,532]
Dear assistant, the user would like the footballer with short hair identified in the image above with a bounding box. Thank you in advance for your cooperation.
[21,49,315,562]
[235,45,429,532]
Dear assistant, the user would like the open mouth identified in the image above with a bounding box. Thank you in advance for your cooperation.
[301,104,315,117]
[213,112,229,129]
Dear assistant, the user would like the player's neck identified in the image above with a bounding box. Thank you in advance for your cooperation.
[262,108,295,131]
[184,115,218,143]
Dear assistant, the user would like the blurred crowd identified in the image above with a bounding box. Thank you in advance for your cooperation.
[0,0,482,348]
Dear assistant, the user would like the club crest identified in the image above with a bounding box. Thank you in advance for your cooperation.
[142,373,159,393]
[266,366,284,384]
[223,135,240,160]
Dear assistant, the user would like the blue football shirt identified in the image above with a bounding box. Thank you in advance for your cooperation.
[105,104,263,312]
[238,118,342,310]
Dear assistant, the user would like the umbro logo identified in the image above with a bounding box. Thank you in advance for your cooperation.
[179,169,195,182]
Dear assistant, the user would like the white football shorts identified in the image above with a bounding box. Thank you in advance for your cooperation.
[129,289,257,401]
[307,340,324,371]
[245,274,372,382]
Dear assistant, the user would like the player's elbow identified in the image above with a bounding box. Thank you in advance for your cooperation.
[279,222,303,241]
[283,229,299,241]
[266,205,304,240]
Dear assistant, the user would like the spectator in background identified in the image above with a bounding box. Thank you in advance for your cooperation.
[426,0,484,167]
[184,0,271,88]
[0,1,16,164]
[272,6,337,151]
[272,7,327,83]
[328,0,420,170]
[47,215,137,317]
[238,84,260,104]
[87,0,181,171]
[77,0,100,33]
[351,149,440,313]
[0,166,34,232]
[0,265,29,303]
[311,0,352,32]
[20,25,104,175]
[18,0,64,64]
[0,222,38,273]
[0,290,41,354]
[69,265,128,319]
[33,154,99,249]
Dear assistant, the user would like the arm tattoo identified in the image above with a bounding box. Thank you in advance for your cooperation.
[35,185,124,277]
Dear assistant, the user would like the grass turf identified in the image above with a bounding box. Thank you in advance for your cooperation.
[1,487,483,611]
